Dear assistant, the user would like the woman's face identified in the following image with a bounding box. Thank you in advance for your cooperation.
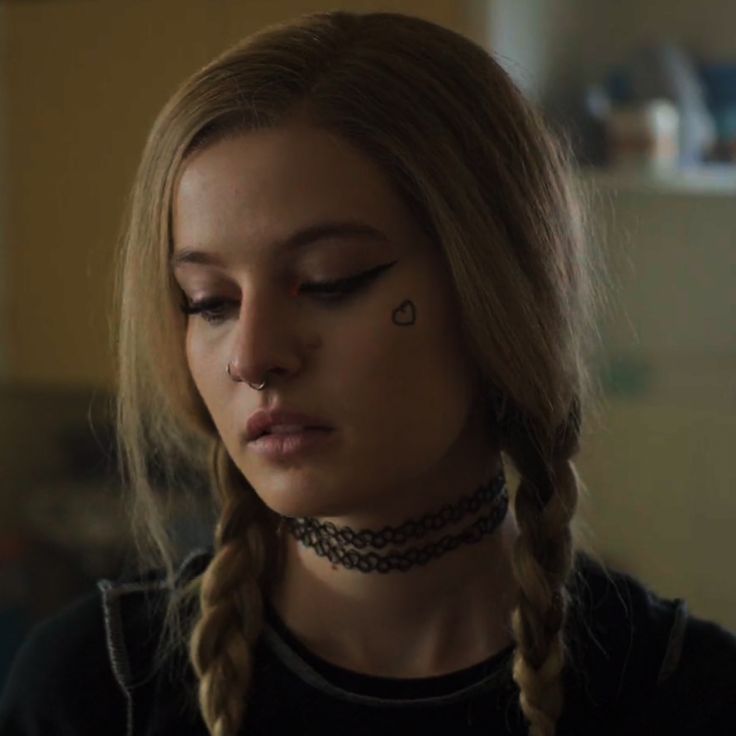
[172,123,495,523]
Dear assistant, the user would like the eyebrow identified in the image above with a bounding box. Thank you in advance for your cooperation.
[170,220,390,271]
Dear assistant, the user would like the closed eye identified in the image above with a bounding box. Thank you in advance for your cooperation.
[298,260,398,298]
[180,297,235,324]
[180,259,398,324]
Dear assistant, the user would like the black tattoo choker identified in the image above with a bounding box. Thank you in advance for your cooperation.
[283,470,509,574]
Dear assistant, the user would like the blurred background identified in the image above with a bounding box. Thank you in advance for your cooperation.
[1,0,734,689]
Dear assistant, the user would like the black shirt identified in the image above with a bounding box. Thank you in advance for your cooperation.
[1,550,735,735]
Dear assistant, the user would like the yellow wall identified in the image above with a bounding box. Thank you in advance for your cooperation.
[4,0,479,389]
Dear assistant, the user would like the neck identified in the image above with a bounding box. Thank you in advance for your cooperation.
[283,470,509,574]
[266,457,520,679]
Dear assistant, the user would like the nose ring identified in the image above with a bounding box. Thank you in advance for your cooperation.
[226,362,268,390]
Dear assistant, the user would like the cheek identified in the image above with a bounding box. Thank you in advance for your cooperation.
[328,297,472,437]
[327,308,410,394]
[185,329,222,417]
[185,329,203,388]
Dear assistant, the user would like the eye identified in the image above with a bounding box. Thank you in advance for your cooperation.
[180,297,235,325]
[179,260,399,325]
[298,260,398,300]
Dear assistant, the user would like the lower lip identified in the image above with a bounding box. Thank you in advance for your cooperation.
[248,428,335,459]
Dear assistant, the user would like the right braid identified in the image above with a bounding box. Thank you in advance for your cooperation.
[189,441,273,736]
[502,398,583,736]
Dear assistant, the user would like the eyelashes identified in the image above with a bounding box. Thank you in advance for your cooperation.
[297,260,397,296]
[180,259,398,325]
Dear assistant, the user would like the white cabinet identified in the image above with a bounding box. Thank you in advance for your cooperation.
[575,174,736,629]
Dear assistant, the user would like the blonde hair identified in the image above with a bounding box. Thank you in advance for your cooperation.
[114,11,608,736]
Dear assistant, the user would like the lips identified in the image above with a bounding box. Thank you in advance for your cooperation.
[245,409,332,442]
[259,425,326,439]
[248,426,335,459]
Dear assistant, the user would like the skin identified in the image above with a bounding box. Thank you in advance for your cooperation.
[172,122,519,678]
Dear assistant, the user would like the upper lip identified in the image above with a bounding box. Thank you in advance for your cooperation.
[245,408,333,442]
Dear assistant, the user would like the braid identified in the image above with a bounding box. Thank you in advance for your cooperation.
[189,441,273,736]
[502,397,582,736]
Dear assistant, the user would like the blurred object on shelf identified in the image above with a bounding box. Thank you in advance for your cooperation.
[626,43,716,166]
[579,85,611,166]
[605,100,679,172]
[700,62,736,162]
[580,42,719,169]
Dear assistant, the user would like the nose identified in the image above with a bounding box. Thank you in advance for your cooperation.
[226,291,307,387]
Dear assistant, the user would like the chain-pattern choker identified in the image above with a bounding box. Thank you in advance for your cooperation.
[283,470,509,574]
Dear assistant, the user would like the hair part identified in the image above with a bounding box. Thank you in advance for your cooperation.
[114,10,610,736]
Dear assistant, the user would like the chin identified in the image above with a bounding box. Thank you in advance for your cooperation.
[244,473,343,520]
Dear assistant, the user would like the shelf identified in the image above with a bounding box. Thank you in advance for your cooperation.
[578,164,736,196]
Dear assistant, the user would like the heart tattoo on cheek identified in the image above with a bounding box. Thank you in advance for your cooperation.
[392,299,416,326]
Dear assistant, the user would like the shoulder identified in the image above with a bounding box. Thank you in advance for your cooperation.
[563,551,736,734]
[643,604,736,733]
[0,549,211,735]
[0,588,126,735]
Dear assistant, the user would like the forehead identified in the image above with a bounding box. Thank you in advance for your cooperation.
[171,124,417,260]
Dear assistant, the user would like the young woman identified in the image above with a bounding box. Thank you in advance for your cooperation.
[1,11,734,736]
